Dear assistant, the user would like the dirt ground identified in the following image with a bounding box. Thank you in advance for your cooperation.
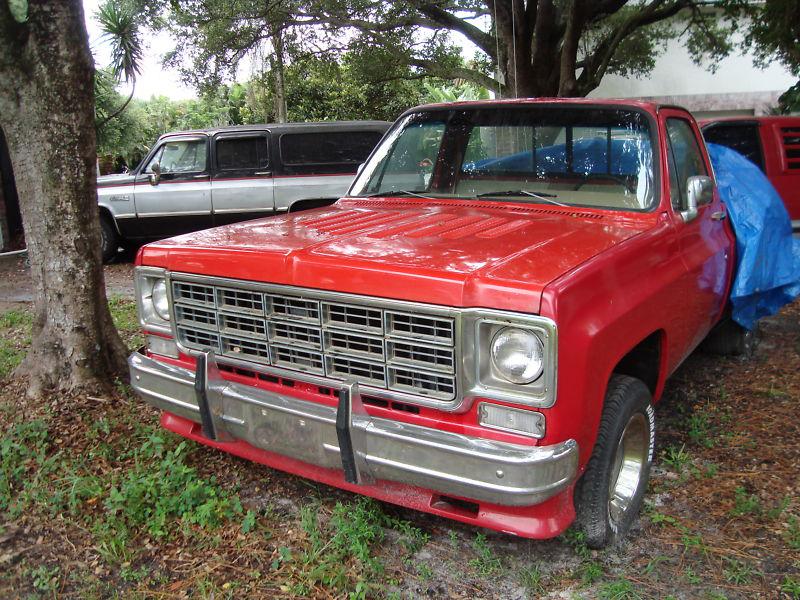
[0,260,798,598]
[0,253,135,312]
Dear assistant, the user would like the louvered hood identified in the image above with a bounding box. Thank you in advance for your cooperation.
[139,198,652,313]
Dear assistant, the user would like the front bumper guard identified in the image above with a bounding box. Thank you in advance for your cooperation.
[129,350,578,507]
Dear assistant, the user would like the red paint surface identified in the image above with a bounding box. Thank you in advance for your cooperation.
[699,115,800,220]
[139,198,653,315]
[161,411,576,539]
[137,99,737,538]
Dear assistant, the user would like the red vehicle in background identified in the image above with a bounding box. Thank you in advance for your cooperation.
[700,116,800,229]
[129,99,743,548]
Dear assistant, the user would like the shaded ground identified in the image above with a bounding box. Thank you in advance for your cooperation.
[0,253,134,311]
[0,290,797,598]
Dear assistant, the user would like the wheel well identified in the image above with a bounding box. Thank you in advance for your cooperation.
[288,197,338,213]
[612,331,663,395]
[98,206,119,234]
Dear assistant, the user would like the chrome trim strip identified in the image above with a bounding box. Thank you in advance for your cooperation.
[212,207,276,215]
[129,350,577,506]
[136,211,211,218]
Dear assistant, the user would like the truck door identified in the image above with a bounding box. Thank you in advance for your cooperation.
[211,132,275,226]
[132,136,212,238]
[662,110,733,353]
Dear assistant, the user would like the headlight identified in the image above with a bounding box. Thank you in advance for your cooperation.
[135,267,171,333]
[151,279,170,321]
[490,327,544,384]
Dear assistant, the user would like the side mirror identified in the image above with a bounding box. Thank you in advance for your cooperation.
[149,162,161,186]
[681,175,714,222]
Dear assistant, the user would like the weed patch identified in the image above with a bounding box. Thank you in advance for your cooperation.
[0,308,32,378]
[469,532,502,576]
[286,498,427,597]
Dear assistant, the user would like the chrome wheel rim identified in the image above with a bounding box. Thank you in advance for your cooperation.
[608,412,649,526]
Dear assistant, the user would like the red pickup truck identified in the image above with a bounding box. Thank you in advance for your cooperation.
[129,99,739,548]
[700,115,800,229]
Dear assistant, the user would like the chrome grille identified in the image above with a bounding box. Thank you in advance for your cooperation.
[386,311,454,344]
[171,277,458,401]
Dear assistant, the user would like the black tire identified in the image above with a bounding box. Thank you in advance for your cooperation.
[700,319,756,357]
[100,215,119,264]
[576,374,655,549]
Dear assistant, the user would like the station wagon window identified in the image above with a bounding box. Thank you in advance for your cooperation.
[280,131,383,175]
[145,139,207,174]
[216,136,269,171]
[702,123,764,171]
[666,119,708,210]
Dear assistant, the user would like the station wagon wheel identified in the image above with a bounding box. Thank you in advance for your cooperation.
[99,215,119,264]
[576,374,654,548]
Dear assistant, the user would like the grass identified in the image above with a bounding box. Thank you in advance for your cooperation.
[662,444,692,474]
[784,516,800,550]
[469,532,502,576]
[597,579,642,600]
[108,295,145,350]
[519,564,545,595]
[730,486,762,517]
[723,558,757,585]
[1,413,244,569]
[2,301,799,598]
[0,298,139,381]
[0,308,32,378]
[284,497,428,597]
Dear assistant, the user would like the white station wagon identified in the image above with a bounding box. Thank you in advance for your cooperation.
[97,120,390,261]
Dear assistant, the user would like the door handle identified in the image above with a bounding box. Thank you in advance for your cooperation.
[193,174,210,179]
[711,210,726,221]
[254,171,272,176]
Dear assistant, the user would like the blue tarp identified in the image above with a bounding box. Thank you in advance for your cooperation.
[466,138,644,176]
[707,143,800,330]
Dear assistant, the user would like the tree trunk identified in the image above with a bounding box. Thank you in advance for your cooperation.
[272,27,288,123]
[0,0,128,397]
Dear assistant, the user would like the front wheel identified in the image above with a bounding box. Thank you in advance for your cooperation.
[576,374,655,548]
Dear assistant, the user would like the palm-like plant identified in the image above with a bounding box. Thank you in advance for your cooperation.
[95,0,144,127]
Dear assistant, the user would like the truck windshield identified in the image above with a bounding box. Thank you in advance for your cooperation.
[349,106,657,211]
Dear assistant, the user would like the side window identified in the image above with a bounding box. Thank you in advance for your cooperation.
[280,131,383,175]
[702,124,764,171]
[146,139,207,174]
[666,118,708,210]
[360,121,445,193]
[216,136,269,172]
[143,146,164,174]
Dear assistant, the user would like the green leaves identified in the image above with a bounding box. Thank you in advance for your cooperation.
[96,1,144,83]
[6,0,27,24]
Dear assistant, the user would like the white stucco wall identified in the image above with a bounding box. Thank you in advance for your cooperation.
[590,24,795,112]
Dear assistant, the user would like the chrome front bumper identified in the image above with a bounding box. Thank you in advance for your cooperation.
[129,350,578,507]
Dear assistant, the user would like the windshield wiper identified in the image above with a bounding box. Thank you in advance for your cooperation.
[476,190,569,207]
[362,190,433,200]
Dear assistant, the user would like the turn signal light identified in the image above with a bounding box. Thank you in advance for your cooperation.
[478,403,545,438]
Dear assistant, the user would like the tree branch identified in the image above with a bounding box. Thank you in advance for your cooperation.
[407,57,501,92]
[578,0,692,93]
[411,2,496,57]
